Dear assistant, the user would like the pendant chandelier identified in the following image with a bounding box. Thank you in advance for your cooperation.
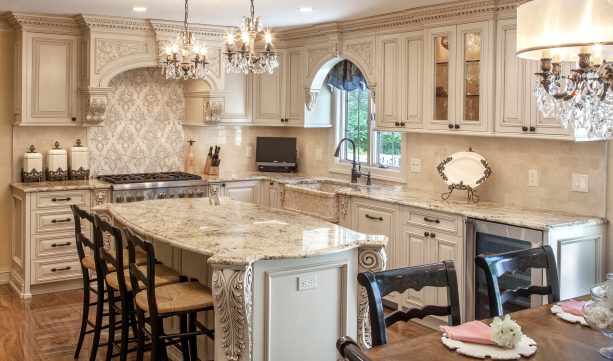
[224,0,278,75]
[161,0,209,80]
[517,0,613,139]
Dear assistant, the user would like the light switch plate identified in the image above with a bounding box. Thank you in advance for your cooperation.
[245,145,253,158]
[297,275,318,291]
[528,170,538,187]
[410,158,421,173]
[571,174,589,193]
[315,148,323,161]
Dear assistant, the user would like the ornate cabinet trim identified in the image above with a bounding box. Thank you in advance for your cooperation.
[357,246,387,349]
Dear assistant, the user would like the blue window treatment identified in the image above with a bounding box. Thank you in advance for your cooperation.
[327,60,368,91]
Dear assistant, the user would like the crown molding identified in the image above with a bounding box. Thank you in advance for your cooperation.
[149,19,236,39]
[6,12,79,34]
[276,0,518,42]
[76,14,153,33]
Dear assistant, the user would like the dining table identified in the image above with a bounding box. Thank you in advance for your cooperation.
[363,296,611,361]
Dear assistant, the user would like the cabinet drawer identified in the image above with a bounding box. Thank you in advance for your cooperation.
[31,257,82,284]
[356,206,394,237]
[31,209,78,234]
[34,232,83,259]
[404,208,462,236]
[34,190,90,210]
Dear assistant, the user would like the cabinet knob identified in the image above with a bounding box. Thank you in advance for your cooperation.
[280,119,284,123]
[221,183,226,187]
[400,122,406,127]
[269,181,274,186]
[395,122,400,126]
[529,126,536,132]
[424,232,430,237]
[522,126,528,132]
[448,124,454,129]
[71,117,77,122]
[430,233,436,238]
[454,124,460,129]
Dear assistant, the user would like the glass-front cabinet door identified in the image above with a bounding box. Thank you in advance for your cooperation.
[426,22,492,132]
[425,26,456,130]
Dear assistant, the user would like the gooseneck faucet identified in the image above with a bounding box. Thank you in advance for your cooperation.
[333,137,372,185]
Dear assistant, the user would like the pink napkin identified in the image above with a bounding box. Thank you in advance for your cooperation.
[560,299,586,316]
[440,321,496,345]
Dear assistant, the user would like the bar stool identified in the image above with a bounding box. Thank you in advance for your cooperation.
[94,214,183,360]
[71,205,109,361]
[125,228,215,361]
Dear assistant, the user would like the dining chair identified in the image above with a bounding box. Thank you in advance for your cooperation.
[358,260,461,347]
[336,336,372,361]
[475,245,560,318]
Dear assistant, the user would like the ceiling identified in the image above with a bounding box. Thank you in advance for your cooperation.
[0,0,453,29]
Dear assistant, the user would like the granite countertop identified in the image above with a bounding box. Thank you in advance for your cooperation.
[95,197,387,266]
[10,179,111,193]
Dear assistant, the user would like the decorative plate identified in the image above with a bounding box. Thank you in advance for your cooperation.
[437,150,491,189]
[550,304,588,326]
[441,334,537,360]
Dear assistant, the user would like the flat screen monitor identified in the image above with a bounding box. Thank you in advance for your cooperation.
[256,137,297,164]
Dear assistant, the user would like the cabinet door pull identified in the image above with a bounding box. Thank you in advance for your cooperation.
[51,266,72,272]
[448,124,454,129]
[522,126,528,132]
[430,233,436,238]
[424,217,440,224]
[454,124,460,129]
[51,218,72,224]
[51,197,72,202]
[365,214,384,221]
[424,232,430,237]
[400,122,406,127]
[395,122,400,126]
[51,242,71,248]
[529,126,536,132]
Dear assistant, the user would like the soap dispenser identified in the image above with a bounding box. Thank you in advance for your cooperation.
[185,140,196,174]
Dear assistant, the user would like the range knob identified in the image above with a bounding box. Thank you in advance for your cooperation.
[157,193,166,199]
[126,195,134,203]
[136,194,145,201]
[187,190,195,198]
[169,193,175,199]
[115,195,125,203]
[196,190,204,198]
[178,192,186,198]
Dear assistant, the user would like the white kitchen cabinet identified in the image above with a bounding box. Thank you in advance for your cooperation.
[212,180,260,204]
[425,21,493,133]
[15,32,79,125]
[260,180,282,209]
[284,48,304,125]
[397,228,429,309]
[351,198,401,305]
[376,31,424,131]
[495,19,572,138]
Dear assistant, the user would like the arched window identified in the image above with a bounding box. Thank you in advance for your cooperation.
[328,60,402,169]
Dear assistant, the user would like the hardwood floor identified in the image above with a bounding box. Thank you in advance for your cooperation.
[0,285,433,360]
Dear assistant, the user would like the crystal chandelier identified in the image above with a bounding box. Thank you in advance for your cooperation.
[224,0,278,74]
[517,0,613,139]
[161,0,209,80]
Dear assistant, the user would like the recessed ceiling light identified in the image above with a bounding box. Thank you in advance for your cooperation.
[299,7,313,12]
[132,6,147,12]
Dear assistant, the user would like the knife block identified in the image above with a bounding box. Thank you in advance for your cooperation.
[203,154,212,175]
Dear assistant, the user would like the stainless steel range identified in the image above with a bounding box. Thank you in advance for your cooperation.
[98,172,208,203]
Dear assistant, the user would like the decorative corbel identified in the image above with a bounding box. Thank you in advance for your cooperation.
[305,88,320,111]
[80,87,111,126]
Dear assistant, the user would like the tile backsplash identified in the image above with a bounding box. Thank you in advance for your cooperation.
[87,68,186,176]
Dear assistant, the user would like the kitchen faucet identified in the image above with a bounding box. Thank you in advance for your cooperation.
[333,137,372,185]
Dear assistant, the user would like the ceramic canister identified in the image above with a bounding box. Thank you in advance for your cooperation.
[69,139,89,171]
[23,145,43,172]
[47,141,67,172]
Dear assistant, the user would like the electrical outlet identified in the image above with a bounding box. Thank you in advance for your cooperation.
[296,147,300,159]
[571,174,589,193]
[315,148,323,161]
[528,170,538,187]
[245,145,253,158]
[297,275,318,291]
[410,158,421,173]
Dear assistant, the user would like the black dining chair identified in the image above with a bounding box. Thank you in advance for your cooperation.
[358,260,461,347]
[336,336,372,361]
[475,245,560,318]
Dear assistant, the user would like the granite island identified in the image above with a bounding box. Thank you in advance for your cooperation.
[94,197,387,361]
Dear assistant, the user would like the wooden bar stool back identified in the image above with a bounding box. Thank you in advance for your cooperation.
[94,214,139,361]
[475,245,560,318]
[125,228,215,361]
[71,205,108,361]
[358,260,461,347]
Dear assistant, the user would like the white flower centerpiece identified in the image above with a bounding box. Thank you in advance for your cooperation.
[583,273,613,359]
[490,315,523,348]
